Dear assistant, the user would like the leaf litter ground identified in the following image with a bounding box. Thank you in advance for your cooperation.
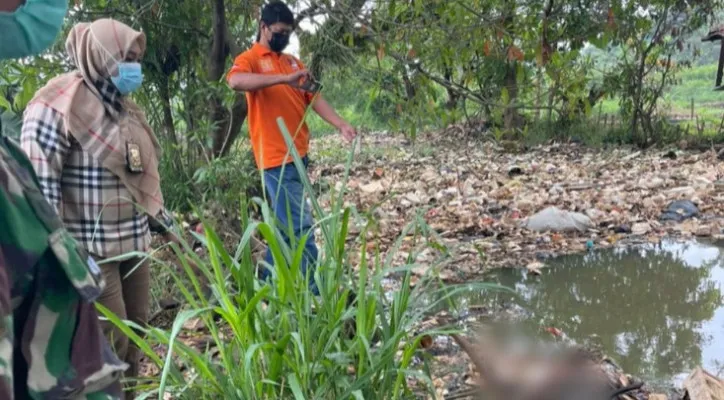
[142,129,724,399]
[312,130,724,281]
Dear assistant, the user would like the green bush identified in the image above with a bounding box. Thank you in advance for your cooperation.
[99,122,500,400]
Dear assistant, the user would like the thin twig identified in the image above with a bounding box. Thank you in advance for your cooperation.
[444,387,481,400]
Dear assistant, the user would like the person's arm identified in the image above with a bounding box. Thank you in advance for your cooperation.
[229,71,307,92]
[20,103,71,213]
[226,52,309,92]
[311,95,345,129]
[312,95,357,141]
[0,0,23,12]
[148,209,191,250]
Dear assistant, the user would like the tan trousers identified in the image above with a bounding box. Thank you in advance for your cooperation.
[97,257,150,400]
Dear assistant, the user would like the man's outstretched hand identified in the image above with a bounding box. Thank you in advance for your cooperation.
[340,122,357,142]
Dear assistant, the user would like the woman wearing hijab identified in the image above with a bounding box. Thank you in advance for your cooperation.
[20,18,177,398]
[2,3,128,400]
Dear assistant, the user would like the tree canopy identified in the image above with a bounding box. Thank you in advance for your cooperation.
[1,0,723,209]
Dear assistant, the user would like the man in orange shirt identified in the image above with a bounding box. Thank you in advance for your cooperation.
[227,1,356,294]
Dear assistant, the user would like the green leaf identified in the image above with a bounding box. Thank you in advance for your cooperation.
[288,373,306,400]
[0,95,11,111]
[158,308,213,399]
[501,87,510,105]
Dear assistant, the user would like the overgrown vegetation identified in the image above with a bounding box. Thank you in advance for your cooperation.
[3,1,724,396]
[1,1,724,210]
[98,126,498,399]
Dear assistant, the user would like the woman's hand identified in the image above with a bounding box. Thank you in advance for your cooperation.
[163,231,207,287]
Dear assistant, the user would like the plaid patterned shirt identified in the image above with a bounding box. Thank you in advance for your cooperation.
[21,79,171,259]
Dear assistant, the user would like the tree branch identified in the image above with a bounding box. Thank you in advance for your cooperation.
[295,1,323,28]
[209,0,228,79]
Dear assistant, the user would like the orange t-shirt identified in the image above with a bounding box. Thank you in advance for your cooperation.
[226,43,314,170]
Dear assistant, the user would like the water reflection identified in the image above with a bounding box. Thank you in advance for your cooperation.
[462,240,724,384]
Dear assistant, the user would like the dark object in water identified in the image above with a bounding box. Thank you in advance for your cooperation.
[659,200,699,222]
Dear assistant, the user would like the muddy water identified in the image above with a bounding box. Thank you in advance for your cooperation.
[464,239,724,390]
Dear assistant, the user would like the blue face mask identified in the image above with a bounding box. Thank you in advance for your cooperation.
[0,0,68,60]
[111,62,144,95]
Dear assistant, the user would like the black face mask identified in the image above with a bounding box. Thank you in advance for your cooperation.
[269,31,290,53]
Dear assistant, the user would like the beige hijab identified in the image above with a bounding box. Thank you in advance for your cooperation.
[28,18,164,216]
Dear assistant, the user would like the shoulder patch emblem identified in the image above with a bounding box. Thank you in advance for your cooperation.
[259,59,274,72]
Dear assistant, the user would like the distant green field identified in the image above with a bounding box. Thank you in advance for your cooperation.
[304,61,724,138]
[668,63,721,105]
[596,63,724,135]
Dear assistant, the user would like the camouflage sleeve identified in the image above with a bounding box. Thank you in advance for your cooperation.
[0,248,13,400]
[0,138,127,399]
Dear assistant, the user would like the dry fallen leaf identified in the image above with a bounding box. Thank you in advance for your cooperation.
[544,327,563,337]
[526,261,544,275]
[684,367,724,400]
[631,222,651,236]
[182,318,205,331]
[360,181,384,194]
[507,45,525,62]
[420,335,434,349]
[483,40,491,56]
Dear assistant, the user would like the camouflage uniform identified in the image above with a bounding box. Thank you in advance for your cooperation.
[0,133,127,399]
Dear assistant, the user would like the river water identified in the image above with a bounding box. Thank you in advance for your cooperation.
[460,239,724,390]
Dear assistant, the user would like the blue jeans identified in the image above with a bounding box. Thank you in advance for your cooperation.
[261,157,319,294]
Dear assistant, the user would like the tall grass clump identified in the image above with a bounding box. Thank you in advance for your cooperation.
[98,120,500,400]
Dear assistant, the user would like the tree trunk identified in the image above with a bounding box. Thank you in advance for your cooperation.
[502,0,520,131]
[503,63,520,130]
[209,0,230,158]
[216,94,248,158]
[158,76,178,146]
[631,46,647,146]
[402,68,416,101]
[444,66,458,110]
[208,0,250,159]
[158,75,183,171]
